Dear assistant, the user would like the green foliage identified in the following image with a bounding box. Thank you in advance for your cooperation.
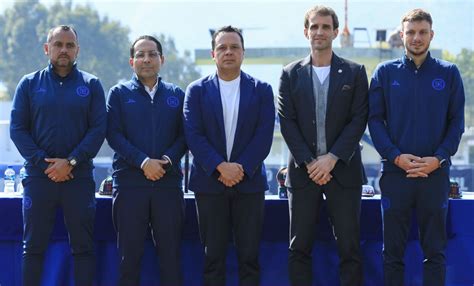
[0,0,200,98]
[442,50,455,62]
[155,34,201,90]
[0,0,130,98]
[0,0,49,97]
[444,49,474,126]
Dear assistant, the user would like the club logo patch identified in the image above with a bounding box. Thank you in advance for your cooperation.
[432,78,446,91]
[76,86,90,97]
[23,196,32,210]
[167,96,179,108]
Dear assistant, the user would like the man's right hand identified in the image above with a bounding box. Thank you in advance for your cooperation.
[44,158,74,183]
[216,162,244,187]
[142,159,167,181]
[394,154,428,178]
[306,155,336,186]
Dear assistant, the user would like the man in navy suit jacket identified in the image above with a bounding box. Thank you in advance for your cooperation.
[183,25,275,286]
[278,6,368,286]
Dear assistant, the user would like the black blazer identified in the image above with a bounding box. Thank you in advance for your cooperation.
[278,53,368,189]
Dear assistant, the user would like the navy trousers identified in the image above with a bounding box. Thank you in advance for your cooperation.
[380,171,450,286]
[287,180,363,286]
[195,190,265,286]
[22,177,96,286]
[112,186,185,286]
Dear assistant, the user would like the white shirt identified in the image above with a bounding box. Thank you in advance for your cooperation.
[219,76,241,160]
[143,79,159,100]
[312,65,331,83]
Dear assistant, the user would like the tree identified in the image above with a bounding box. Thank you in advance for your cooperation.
[0,0,130,97]
[0,0,200,99]
[453,49,474,127]
[444,49,474,127]
[156,34,201,90]
[0,0,50,98]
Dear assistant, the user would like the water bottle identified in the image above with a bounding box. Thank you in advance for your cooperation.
[4,166,16,193]
[17,167,26,194]
[278,185,288,199]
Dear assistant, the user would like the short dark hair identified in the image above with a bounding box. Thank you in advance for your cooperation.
[211,25,244,51]
[47,25,78,42]
[130,35,163,58]
[401,8,433,28]
[304,5,339,30]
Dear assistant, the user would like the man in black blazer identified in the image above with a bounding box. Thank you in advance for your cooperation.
[278,5,368,286]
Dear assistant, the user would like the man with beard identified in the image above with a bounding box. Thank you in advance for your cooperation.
[10,25,106,285]
[278,5,368,286]
[368,9,465,286]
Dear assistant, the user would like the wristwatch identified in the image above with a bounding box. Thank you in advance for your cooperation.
[67,156,78,167]
[303,157,315,167]
[435,155,447,168]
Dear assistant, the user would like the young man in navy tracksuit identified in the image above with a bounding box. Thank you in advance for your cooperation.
[10,25,106,285]
[106,35,187,286]
[368,9,465,286]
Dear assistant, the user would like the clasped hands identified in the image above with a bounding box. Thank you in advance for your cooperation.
[306,154,337,186]
[142,158,170,181]
[44,158,74,183]
[394,154,440,178]
[217,162,244,187]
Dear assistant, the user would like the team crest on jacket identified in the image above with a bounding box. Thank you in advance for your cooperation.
[76,86,90,97]
[167,96,179,108]
[432,78,446,91]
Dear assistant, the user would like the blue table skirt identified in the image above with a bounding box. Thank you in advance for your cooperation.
[0,193,473,286]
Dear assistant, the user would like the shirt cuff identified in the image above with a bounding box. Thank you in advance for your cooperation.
[328,152,339,162]
[162,155,172,166]
[141,157,150,169]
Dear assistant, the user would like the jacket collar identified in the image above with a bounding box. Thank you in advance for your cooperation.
[297,52,346,114]
[402,51,434,71]
[47,61,78,81]
[130,74,162,94]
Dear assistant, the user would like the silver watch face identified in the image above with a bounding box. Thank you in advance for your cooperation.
[69,158,77,166]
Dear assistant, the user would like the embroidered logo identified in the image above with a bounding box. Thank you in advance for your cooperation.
[125,98,136,104]
[23,196,32,210]
[76,86,90,97]
[167,96,179,108]
[432,78,446,91]
[391,80,400,86]
[35,87,47,94]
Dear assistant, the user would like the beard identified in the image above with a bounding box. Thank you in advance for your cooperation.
[405,43,430,57]
[53,54,74,68]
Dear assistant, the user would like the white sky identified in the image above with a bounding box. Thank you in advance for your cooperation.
[1,0,473,55]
